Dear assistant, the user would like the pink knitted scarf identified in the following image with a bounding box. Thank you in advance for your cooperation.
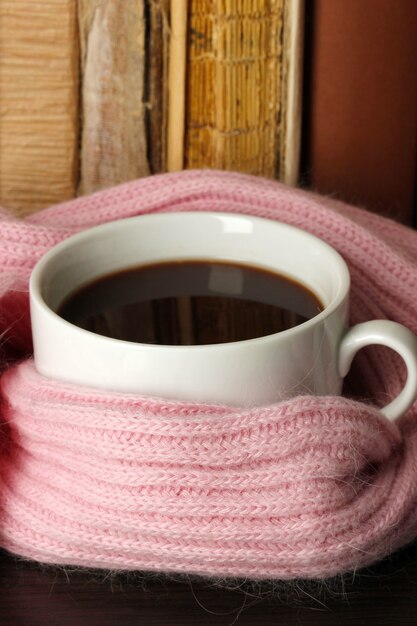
[1,169,417,580]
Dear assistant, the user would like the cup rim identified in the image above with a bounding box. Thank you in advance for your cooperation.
[30,211,351,350]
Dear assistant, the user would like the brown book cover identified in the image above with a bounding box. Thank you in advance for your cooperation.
[304,0,417,224]
[146,0,170,175]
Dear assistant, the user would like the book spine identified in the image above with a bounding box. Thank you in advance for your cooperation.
[0,0,79,215]
[279,0,304,186]
[146,0,170,174]
[185,0,302,183]
[78,0,150,194]
[167,0,188,172]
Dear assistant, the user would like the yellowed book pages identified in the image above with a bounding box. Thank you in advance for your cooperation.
[78,0,151,194]
[185,0,303,183]
[0,0,79,216]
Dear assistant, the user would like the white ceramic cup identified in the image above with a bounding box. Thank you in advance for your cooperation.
[30,212,417,420]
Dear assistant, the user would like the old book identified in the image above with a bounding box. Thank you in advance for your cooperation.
[147,0,171,174]
[184,0,304,184]
[0,0,79,216]
[78,0,170,195]
[78,0,148,194]
[305,0,417,224]
[167,0,187,172]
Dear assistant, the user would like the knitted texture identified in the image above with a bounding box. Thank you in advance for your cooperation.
[1,169,417,580]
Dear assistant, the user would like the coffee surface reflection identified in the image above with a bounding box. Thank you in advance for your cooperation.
[58,260,323,345]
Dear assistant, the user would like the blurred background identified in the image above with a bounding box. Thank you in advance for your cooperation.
[0,0,416,224]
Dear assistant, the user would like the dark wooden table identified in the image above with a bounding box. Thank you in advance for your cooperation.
[2,541,417,626]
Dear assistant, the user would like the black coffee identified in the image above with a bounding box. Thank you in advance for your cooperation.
[57,260,323,345]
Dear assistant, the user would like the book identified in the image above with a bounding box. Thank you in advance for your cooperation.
[147,0,171,175]
[0,0,79,215]
[305,0,417,224]
[78,0,149,195]
[184,0,304,184]
[78,1,170,194]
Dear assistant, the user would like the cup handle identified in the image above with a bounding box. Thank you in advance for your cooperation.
[338,320,417,421]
